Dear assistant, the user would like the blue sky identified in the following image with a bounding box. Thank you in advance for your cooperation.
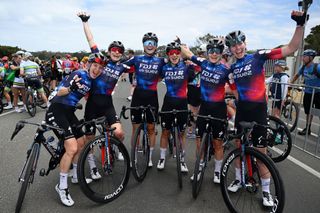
[1,0,319,52]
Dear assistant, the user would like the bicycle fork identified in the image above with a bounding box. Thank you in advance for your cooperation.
[102,132,113,174]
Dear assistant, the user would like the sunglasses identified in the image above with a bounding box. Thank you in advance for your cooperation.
[110,47,124,54]
[167,49,181,56]
[207,48,222,54]
[143,40,157,47]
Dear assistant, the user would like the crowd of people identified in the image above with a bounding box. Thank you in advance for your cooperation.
[1,8,319,210]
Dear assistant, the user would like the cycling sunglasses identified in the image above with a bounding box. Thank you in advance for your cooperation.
[207,48,222,54]
[167,49,181,56]
[143,40,157,47]
[110,47,124,54]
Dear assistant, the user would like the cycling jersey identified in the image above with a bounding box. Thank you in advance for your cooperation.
[191,55,234,103]
[231,48,283,102]
[298,63,320,93]
[49,70,91,107]
[160,61,192,98]
[62,59,74,74]
[20,60,39,77]
[124,55,165,91]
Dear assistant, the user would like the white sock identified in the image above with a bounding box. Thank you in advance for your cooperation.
[181,150,186,162]
[261,178,270,193]
[72,163,77,179]
[149,147,154,161]
[214,159,223,173]
[87,153,96,170]
[15,106,19,110]
[160,148,166,159]
[236,168,241,181]
[8,102,12,106]
[59,172,68,189]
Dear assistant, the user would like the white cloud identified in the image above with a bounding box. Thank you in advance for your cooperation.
[0,0,319,52]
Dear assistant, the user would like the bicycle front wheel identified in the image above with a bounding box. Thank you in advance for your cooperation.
[26,91,36,117]
[77,135,130,203]
[192,133,209,198]
[174,129,182,189]
[267,116,292,162]
[131,124,150,182]
[281,101,299,132]
[15,143,39,213]
[220,147,285,213]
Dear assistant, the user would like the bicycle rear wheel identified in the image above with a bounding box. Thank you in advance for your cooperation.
[0,100,3,114]
[281,101,299,132]
[26,91,36,117]
[15,143,39,213]
[174,129,182,188]
[131,124,150,182]
[220,147,285,213]
[77,135,130,203]
[267,116,292,162]
[192,133,209,198]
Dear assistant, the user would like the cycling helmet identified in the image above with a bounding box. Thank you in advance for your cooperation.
[108,41,125,53]
[71,57,78,61]
[14,50,25,56]
[303,49,317,57]
[198,44,207,53]
[206,38,224,54]
[274,60,287,67]
[1,56,8,61]
[81,56,89,62]
[24,52,33,58]
[65,54,71,59]
[165,42,181,53]
[225,30,246,47]
[88,52,106,66]
[142,32,158,43]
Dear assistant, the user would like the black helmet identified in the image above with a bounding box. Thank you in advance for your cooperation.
[108,41,125,53]
[303,49,317,57]
[225,30,246,47]
[165,42,181,54]
[206,38,224,54]
[88,52,106,66]
[142,32,158,43]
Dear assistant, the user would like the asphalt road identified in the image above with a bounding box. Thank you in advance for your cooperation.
[1,79,320,213]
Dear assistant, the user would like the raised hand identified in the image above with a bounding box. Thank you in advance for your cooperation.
[77,11,90,22]
[291,10,307,26]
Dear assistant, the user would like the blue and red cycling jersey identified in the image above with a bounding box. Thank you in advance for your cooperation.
[160,61,194,99]
[90,45,130,96]
[230,48,283,103]
[191,55,235,103]
[49,70,92,107]
[123,55,165,91]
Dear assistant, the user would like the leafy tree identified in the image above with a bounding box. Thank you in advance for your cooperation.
[304,24,320,53]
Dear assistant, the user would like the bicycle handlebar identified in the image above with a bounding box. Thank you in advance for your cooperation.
[120,105,156,120]
[159,109,190,115]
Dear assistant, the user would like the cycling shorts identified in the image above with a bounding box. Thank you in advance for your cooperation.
[26,77,44,93]
[303,92,320,115]
[130,88,158,124]
[160,96,188,131]
[196,101,227,139]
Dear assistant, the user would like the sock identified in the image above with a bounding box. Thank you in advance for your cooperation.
[72,163,77,179]
[160,148,166,159]
[214,159,223,173]
[59,172,68,189]
[8,102,12,106]
[261,178,270,193]
[181,150,186,162]
[149,147,154,161]
[87,153,96,170]
[235,168,241,181]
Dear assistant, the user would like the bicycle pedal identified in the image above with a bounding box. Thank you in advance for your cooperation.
[39,168,46,176]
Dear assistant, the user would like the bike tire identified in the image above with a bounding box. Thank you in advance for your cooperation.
[267,116,292,163]
[131,124,150,182]
[26,91,36,117]
[15,143,39,213]
[192,133,209,199]
[0,101,3,114]
[281,101,299,132]
[220,147,285,213]
[77,135,130,203]
[174,128,182,189]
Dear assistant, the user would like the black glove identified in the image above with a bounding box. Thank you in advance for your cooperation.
[291,12,307,26]
[79,14,90,22]
[69,80,79,92]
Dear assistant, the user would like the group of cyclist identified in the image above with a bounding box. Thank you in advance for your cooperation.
[3,8,308,209]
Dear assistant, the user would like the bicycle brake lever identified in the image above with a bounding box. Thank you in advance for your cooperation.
[10,121,25,140]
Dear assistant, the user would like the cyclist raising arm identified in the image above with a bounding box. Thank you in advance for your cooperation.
[45,53,104,207]
[224,10,305,207]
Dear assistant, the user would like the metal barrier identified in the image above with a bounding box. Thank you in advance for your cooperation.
[266,81,320,159]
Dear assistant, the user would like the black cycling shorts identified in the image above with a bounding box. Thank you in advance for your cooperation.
[271,100,282,110]
[26,77,43,91]
[303,92,320,115]
[187,85,201,107]
[45,103,83,140]
[235,101,268,148]
[160,96,188,131]
[84,94,119,135]
[129,73,134,85]
[130,88,158,124]
[196,101,227,139]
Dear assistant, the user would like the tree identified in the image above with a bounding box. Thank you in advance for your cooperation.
[304,25,320,54]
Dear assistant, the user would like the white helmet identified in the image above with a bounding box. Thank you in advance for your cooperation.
[24,52,33,58]
[198,44,207,53]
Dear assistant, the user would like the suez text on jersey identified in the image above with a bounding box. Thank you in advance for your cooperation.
[138,63,159,74]
[233,64,252,79]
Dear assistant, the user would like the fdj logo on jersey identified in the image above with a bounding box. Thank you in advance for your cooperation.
[233,64,252,79]
[165,70,184,80]
[139,63,159,74]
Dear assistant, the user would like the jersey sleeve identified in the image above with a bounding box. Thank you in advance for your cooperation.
[266,48,283,60]
[190,55,206,66]
[297,66,304,76]
[90,45,100,54]
[123,56,135,67]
